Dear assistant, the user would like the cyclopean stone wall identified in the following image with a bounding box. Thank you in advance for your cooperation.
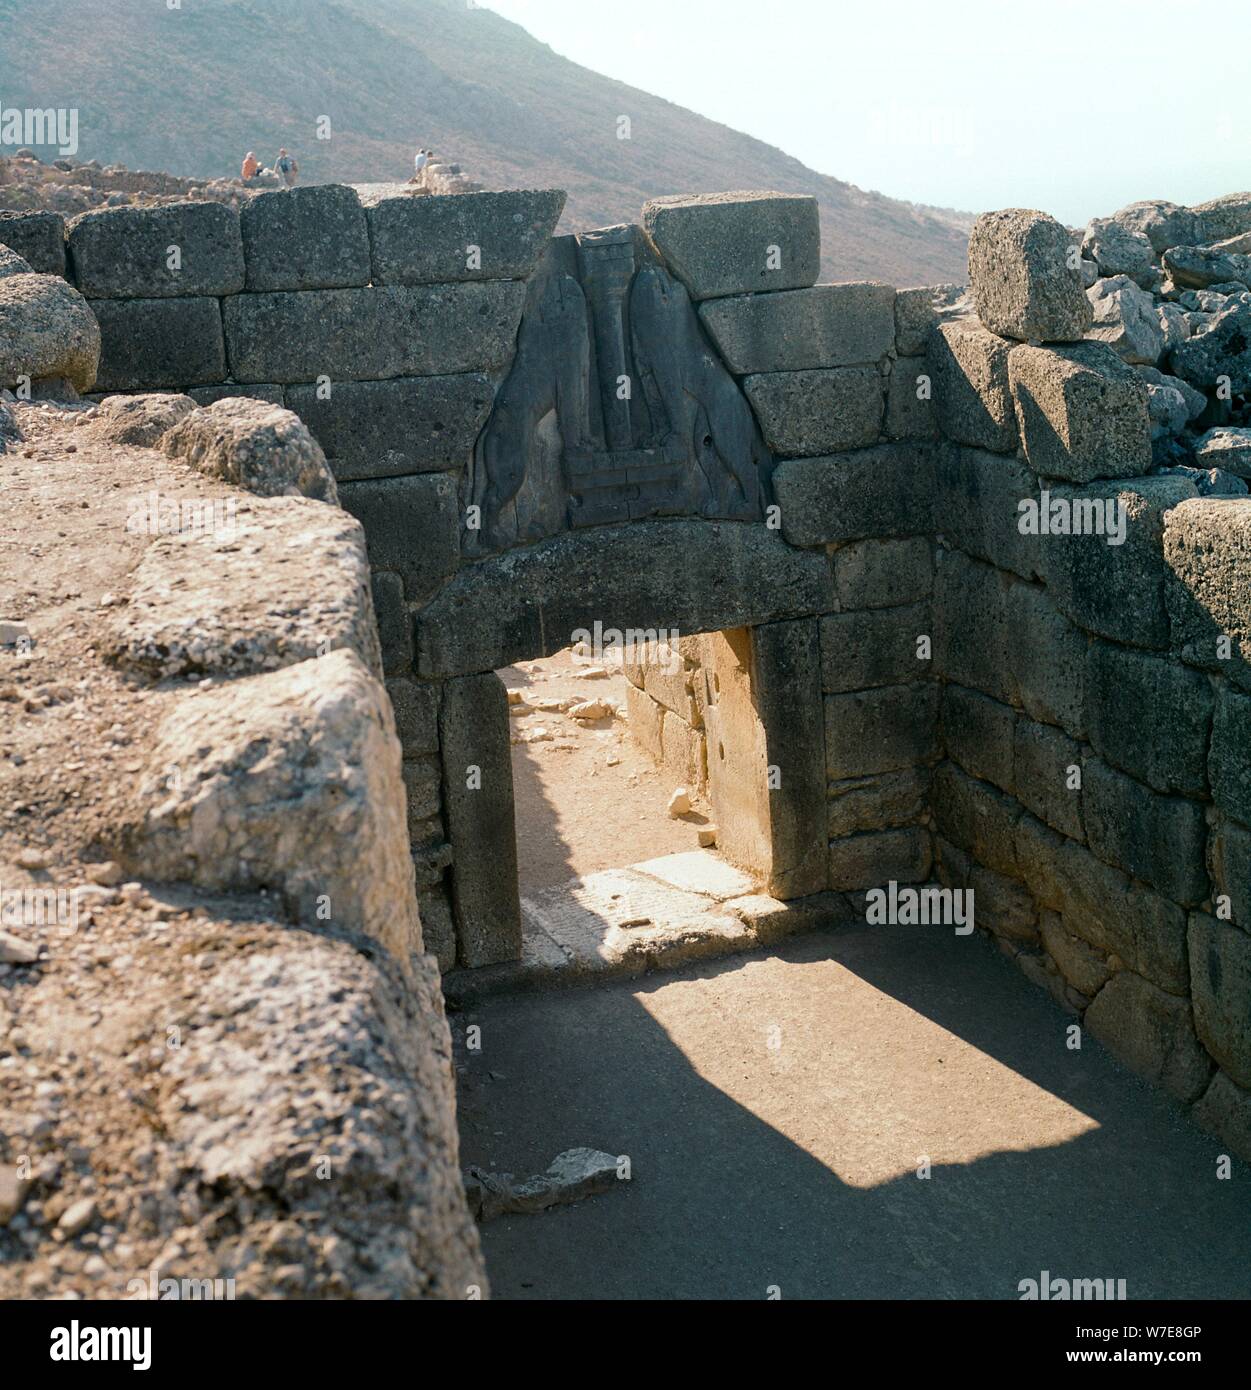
[13,183,1249,1161]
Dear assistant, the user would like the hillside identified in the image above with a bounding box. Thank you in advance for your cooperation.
[0,0,970,285]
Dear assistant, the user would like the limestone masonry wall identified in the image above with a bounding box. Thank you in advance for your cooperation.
[5,183,1250,1164]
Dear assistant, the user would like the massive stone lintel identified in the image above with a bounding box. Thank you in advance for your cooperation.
[414,519,834,679]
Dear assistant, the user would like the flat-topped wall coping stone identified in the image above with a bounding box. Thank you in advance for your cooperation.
[68,201,245,299]
[240,183,372,291]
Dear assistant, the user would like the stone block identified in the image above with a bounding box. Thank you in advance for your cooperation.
[932,762,1022,878]
[387,678,440,756]
[372,571,414,678]
[894,286,943,357]
[188,383,285,407]
[0,210,66,276]
[367,189,565,285]
[1085,642,1214,796]
[1211,818,1251,932]
[1188,913,1251,1089]
[970,862,1038,943]
[1013,812,1069,911]
[1082,756,1208,904]
[415,519,835,679]
[642,191,820,301]
[1192,1071,1251,1163]
[287,374,496,480]
[625,682,664,762]
[967,208,1091,342]
[927,319,1019,453]
[440,672,521,968]
[1210,687,1251,826]
[743,367,883,457]
[832,536,933,609]
[240,184,372,291]
[819,604,930,693]
[417,885,457,973]
[828,827,931,892]
[824,683,939,779]
[1165,498,1251,692]
[1040,911,1112,999]
[698,282,895,373]
[91,296,226,391]
[935,446,1040,580]
[1013,719,1084,841]
[660,707,707,796]
[1008,342,1151,482]
[1004,580,1088,738]
[826,768,929,838]
[68,202,244,298]
[340,473,460,604]
[1044,476,1198,650]
[933,550,1016,704]
[773,442,937,545]
[1084,970,1212,1102]
[885,356,939,440]
[941,683,1016,792]
[402,756,442,827]
[222,281,526,384]
[1193,191,1251,243]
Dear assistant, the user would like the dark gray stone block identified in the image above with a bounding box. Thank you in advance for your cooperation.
[222,281,526,384]
[0,210,66,276]
[827,769,929,838]
[928,319,1019,454]
[68,202,244,298]
[414,519,835,679]
[1013,719,1084,841]
[773,442,938,545]
[935,446,1040,580]
[1004,581,1088,740]
[820,604,930,693]
[642,191,820,302]
[367,189,565,286]
[370,570,414,677]
[932,762,1022,878]
[187,383,285,407]
[241,184,372,291]
[698,283,895,373]
[90,296,226,391]
[832,536,933,610]
[1211,818,1251,931]
[941,684,1016,793]
[934,550,1016,705]
[287,374,496,480]
[340,473,460,605]
[1210,687,1251,826]
[1085,969,1212,1102]
[967,208,1091,342]
[440,672,521,967]
[387,677,440,757]
[824,683,939,778]
[885,356,939,441]
[744,366,883,456]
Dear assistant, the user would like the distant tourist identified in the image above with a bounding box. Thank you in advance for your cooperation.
[274,148,298,188]
[414,147,429,182]
[241,151,259,183]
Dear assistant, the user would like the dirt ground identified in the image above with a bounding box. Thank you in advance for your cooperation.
[501,649,712,895]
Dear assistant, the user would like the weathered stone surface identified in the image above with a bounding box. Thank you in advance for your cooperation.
[827,768,929,837]
[0,272,100,391]
[339,473,460,604]
[1193,192,1251,243]
[415,520,834,678]
[0,210,66,276]
[94,391,196,446]
[1085,642,1214,796]
[1163,244,1251,291]
[388,679,439,758]
[1164,498,1251,689]
[642,191,820,301]
[1043,476,1197,650]
[372,572,413,678]
[824,683,939,778]
[440,672,521,967]
[941,683,1016,792]
[1210,687,1251,826]
[743,366,883,456]
[68,202,244,298]
[1170,299,1251,395]
[107,497,380,680]
[1009,341,1151,482]
[92,296,226,391]
[1192,1070,1251,1163]
[885,356,938,440]
[367,189,565,285]
[832,536,933,609]
[1109,199,1200,255]
[161,397,339,503]
[1004,581,1088,739]
[820,604,929,693]
[932,762,1022,878]
[935,446,1040,580]
[1188,913,1251,1089]
[0,244,31,280]
[287,375,496,480]
[1085,275,1165,364]
[773,443,936,545]
[188,383,285,408]
[1194,427,1251,480]
[927,319,1019,453]
[967,208,1091,342]
[1082,217,1157,285]
[1082,756,1208,904]
[1211,819,1251,932]
[894,285,950,356]
[1040,911,1112,999]
[119,650,420,964]
[222,282,526,383]
[699,283,895,373]
[241,184,372,291]
[1012,719,1084,841]
[464,1146,620,1221]
[828,827,931,891]
[934,550,1016,705]
[1085,970,1212,1102]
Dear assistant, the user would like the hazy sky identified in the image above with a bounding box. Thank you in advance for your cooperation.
[484,0,1251,224]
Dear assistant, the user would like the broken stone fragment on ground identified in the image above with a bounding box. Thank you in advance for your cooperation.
[463,1147,621,1221]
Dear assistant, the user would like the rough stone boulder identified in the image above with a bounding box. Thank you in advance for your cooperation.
[1195,427,1251,479]
[1085,275,1165,364]
[107,496,383,679]
[117,649,420,964]
[1170,299,1251,395]
[1109,199,1200,255]
[93,391,196,446]
[1162,244,1251,291]
[1082,216,1157,286]
[641,191,821,301]
[1193,192,1251,244]
[0,271,101,392]
[967,208,1092,342]
[160,396,339,502]
[0,244,32,280]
